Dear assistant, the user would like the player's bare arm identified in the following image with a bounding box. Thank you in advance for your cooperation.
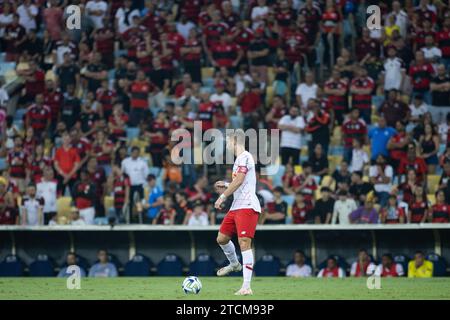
[214,173,245,209]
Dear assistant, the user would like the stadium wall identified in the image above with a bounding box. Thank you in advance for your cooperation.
[0,225,449,273]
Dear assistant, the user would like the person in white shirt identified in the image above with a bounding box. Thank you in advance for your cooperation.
[0,2,13,38]
[0,78,9,107]
[295,71,318,111]
[383,46,406,92]
[210,82,232,113]
[278,106,305,165]
[121,146,150,213]
[21,184,44,226]
[332,190,358,225]
[17,0,38,32]
[36,167,58,225]
[350,138,369,173]
[186,202,210,226]
[317,257,346,278]
[214,130,262,296]
[251,0,269,30]
[409,94,429,122]
[286,250,312,277]
[115,0,140,34]
[438,114,450,145]
[350,249,376,277]
[374,254,405,277]
[385,1,409,38]
[421,35,442,71]
[176,15,196,40]
[86,0,108,29]
[369,155,394,207]
[69,207,87,226]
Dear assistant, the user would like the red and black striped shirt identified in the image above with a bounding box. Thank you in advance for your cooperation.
[113,174,130,209]
[430,204,450,223]
[409,63,434,92]
[26,104,51,132]
[325,79,348,111]
[351,77,374,110]
[8,149,28,179]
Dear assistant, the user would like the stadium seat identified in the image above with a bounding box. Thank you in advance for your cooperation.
[266,164,285,187]
[126,127,140,140]
[267,67,275,84]
[0,255,24,277]
[393,254,409,276]
[328,155,343,172]
[266,86,274,105]
[124,254,153,277]
[281,195,295,207]
[56,197,73,221]
[201,67,214,79]
[427,175,440,194]
[14,108,27,121]
[157,254,184,276]
[254,254,282,276]
[189,253,218,276]
[0,62,16,75]
[0,158,7,171]
[29,254,55,277]
[321,175,336,190]
[426,253,447,277]
[428,194,436,205]
[104,196,114,214]
[294,165,303,175]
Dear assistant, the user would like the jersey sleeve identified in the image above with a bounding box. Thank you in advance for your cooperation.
[396,263,405,276]
[235,153,253,174]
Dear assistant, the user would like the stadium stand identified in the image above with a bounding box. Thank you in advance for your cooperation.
[189,253,218,276]
[29,254,55,277]
[157,254,184,276]
[254,254,282,276]
[124,254,153,277]
[0,255,24,277]
[0,0,449,279]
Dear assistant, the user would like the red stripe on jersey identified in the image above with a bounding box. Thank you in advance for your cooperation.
[236,166,248,174]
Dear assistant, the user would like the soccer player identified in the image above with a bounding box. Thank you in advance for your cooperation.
[214,130,261,296]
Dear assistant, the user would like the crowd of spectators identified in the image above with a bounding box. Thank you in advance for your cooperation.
[0,0,449,227]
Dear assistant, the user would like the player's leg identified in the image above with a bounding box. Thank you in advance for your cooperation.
[234,209,259,295]
[236,236,254,295]
[216,212,242,276]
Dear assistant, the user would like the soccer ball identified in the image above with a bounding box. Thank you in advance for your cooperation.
[182,276,202,294]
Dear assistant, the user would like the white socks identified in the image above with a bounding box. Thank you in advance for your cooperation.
[220,241,239,265]
[242,249,254,290]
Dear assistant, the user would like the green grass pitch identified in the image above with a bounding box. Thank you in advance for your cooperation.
[0,277,450,300]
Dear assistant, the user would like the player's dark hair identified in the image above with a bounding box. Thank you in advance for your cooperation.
[273,186,284,194]
[382,253,393,261]
[295,250,306,257]
[302,161,311,168]
[352,170,363,178]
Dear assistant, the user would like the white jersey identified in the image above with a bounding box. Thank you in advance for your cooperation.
[230,151,261,213]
